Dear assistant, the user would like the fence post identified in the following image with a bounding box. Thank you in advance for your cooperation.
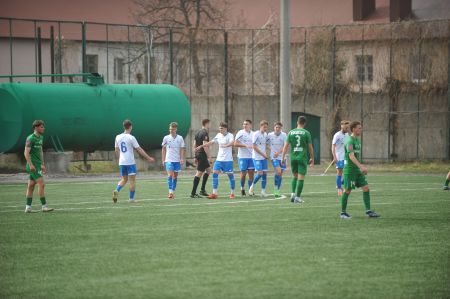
[81,22,86,82]
[9,19,13,82]
[169,28,174,85]
[224,31,229,123]
[50,26,55,82]
[251,29,255,122]
[57,22,62,82]
[37,27,42,83]
[127,25,131,83]
[360,26,364,162]
[447,31,450,160]
[329,26,336,111]
[416,27,422,159]
[106,24,109,83]
[303,29,307,113]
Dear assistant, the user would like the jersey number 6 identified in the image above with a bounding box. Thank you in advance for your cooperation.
[120,142,127,153]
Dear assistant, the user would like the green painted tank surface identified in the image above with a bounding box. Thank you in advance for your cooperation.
[0,80,191,153]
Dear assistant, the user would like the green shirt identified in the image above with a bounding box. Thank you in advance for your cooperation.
[25,133,43,166]
[286,128,312,161]
[344,135,361,174]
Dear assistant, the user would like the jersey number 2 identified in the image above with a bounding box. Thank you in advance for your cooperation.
[120,142,127,153]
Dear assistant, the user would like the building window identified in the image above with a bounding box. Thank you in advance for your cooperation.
[355,55,373,83]
[114,58,124,82]
[86,55,98,73]
[410,54,430,83]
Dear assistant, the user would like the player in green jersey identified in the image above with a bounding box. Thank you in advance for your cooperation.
[281,116,314,203]
[24,120,54,213]
[340,121,379,219]
[443,171,450,190]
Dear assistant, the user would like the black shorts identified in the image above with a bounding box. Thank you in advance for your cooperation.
[195,152,210,172]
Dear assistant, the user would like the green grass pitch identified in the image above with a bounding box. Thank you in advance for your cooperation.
[0,173,449,299]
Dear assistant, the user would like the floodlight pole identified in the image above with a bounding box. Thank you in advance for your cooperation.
[280,0,292,129]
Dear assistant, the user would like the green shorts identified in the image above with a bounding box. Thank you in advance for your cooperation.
[26,164,43,181]
[291,159,308,175]
[343,172,368,190]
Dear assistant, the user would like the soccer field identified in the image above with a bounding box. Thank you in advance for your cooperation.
[0,173,449,299]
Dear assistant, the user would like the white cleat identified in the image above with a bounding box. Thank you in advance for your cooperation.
[260,191,268,197]
[24,206,32,213]
[248,185,255,196]
[42,205,54,212]
[293,197,304,204]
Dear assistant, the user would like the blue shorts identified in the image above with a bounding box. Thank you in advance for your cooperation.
[213,161,234,173]
[120,164,137,176]
[238,158,255,171]
[272,159,286,170]
[336,160,345,169]
[165,162,181,172]
[253,159,268,172]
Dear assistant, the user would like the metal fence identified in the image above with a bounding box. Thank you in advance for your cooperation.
[1,18,449,161]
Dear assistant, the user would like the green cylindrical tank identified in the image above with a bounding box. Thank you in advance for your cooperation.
[0,76,191,153]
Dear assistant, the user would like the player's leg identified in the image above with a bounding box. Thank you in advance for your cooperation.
[340,172,352,218]
[260,160,268,196]
[113,166,128,203]
[290,160,299,201]
[200,166,211,196]
[165,162,175,198]
[238,158,248,195]
[443,171,450,190]
[208,161,221,199]
[25,179,36,213]
[191,170,203,198]
[359,176,379,217]
[248,163,255,190]
[293,161,307,203]
[249,160,263,196]
[226,162,235,199]
[336,161,344,196]
[36,177,53,212]
[128,175,136,202]
[273,160,282,197]
[172,165,180,194]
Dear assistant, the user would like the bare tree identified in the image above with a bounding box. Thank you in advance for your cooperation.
[132,0,230,94]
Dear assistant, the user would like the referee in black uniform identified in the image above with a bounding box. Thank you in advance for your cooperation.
[190,119,212,198]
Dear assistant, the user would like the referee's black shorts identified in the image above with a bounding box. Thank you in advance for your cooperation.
[195,152,210,172]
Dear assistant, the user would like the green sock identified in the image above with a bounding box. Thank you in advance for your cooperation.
[40,197,46,205]
[291,178,297,193]
[341,192,349,213]
[363,191,371,211]
[295,180,304,197]
[445,179,449,187]
[26,197,32,206]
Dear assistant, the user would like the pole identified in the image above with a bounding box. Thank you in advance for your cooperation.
[224,31,229,123]
[280,0,292,129]
[81,22,86,82]
[9,19,13,82]
[169,28,174,85]
[106,24,109,83]
[37,27,42,83]
[50,26,55,82]
[58,22,62,82]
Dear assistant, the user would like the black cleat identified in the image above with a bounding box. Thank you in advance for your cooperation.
[241,189,246,196]
[199,190,209,197]
[190,193,201,198]
[340,212,351,219]
[366,210,380,218]
[443,186,449,191]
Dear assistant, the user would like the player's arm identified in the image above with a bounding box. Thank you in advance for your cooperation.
[161,146,166,166]
[24,146,35,172]
[281,140,289,162]
[252,143,268,159]
[40,146,46,174]
[308,143,314,166]
[331,144,337,162]
[195,140,215,151]
[136,147,155,163]
[349,152,367,175]
[180,147,185,165]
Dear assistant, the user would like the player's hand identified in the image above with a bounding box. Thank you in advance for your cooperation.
[194,146,201,151]
[273,152,279,158]
[309,158,314,166]
[30,164,36,172]
[360,166,367,175]
[209,158,214,165]
[194,158,198,166]
[147,157,155,163]
[41,164,46,174]
[180,159,184,165]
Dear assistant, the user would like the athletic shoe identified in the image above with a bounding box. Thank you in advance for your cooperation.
[290,193,295,203]
[241,189,246,196]
[190,193,201,198]
[24,206,32,213]
[340,212,351,219]
[129,199,135,203]
[42,206,54,212]
[199,190,209,196]
[112,190,119,203]
[261,191,268,197]
[208,193,218,199]
[248,185,255,196]
[337,189,343,197]
[274,190,281,198]
[293,197,304,204]
[366,210,380,218]
[443,186,449,191]
[168,193,174,199]
[229,193,235,199]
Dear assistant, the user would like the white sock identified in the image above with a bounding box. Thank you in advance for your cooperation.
[230,190,234,195]
[213,189,218,194]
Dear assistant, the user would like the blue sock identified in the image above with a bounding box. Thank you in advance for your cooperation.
[278,175,283,189]
[240,178,245,189]
[172,178,178,191]
[130,190,135,200]
[253,174,262,186]
[262,173,267,189]
[336,175,342,189]
[212,173,219,189]
[116,185,123,192]
[228,174,235,191]
[167,176,173,191]
[274,175,280,189]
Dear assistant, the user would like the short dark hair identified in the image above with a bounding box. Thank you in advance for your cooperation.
[202,119,210,126]
[123,119,132,130]
[298,116,307,125]
[260,120,268,127]
[274,121,283,127]
[219,122,228,129]
[170,122,178,128]
[32,120,45,129]
[340,120,350,125]
[350,121,361,132]
[245,119,252,124]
